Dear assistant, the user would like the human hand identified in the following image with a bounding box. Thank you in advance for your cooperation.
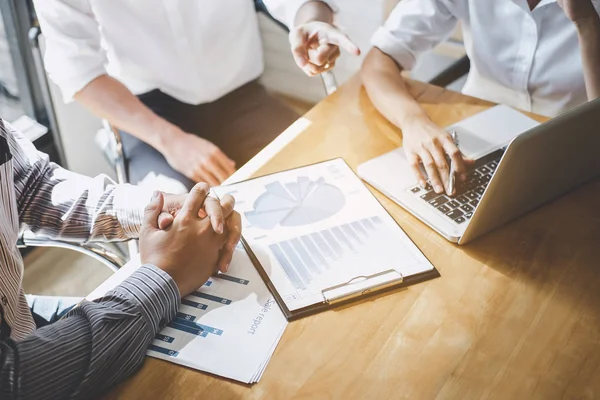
[158,191,240,272]
[402,119,473,196]
[140,184,237,296]
[163,130,236,186]
[289,21,360,76]
[557,0,597,24]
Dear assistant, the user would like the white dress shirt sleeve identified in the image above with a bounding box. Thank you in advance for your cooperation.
[371,0,458,71]
[33,0,108,103]
[262,0,338,27]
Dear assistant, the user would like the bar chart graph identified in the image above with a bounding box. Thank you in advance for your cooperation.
[269,216,389,290]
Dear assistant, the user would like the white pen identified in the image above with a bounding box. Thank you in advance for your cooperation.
[448,130,459,195]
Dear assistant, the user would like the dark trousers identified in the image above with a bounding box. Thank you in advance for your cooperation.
[121,80,299,190]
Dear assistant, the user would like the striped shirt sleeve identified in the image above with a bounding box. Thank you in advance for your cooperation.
[2,120,152,241]
[0,265,180,400]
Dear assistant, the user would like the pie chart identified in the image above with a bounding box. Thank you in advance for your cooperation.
[245,177,346,230]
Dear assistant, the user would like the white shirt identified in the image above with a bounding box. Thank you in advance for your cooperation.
[372,0,600,117]
[34,0,333,104]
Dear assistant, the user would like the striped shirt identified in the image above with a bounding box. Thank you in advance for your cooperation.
[0,119,180,399]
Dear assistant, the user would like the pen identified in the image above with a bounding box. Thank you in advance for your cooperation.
[448,130,459,195]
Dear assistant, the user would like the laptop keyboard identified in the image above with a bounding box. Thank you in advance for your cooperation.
[407,152,503,225]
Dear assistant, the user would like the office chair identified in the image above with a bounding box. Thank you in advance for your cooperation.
[16,26,128,272]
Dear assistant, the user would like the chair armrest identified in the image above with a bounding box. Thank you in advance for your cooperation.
[18,231,127,273]
[428,55,470,88]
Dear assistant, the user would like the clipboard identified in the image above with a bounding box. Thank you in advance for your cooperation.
[214,158,440,321]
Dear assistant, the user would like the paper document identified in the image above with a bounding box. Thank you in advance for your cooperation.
[87,247,288,384]
[212,159,434,312]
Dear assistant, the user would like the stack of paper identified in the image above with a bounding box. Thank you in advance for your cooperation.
[87,246,288,384]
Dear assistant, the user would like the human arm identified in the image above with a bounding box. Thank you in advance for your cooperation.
[558,0,600,100]
[0,185,242,399]
[2,119,229,244]
[360,0,470,195]
[0,265,180,400]
[33,0,235,186]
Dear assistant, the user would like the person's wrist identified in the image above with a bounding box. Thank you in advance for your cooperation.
[574,13,600,30]
[398,111,433,134]
[154,122,186,156]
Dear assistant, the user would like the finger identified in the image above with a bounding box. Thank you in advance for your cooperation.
[217,211,242,273]
[205,162,229,184]
[203,196,225,234]
[321,28,361,56]
[180,182,210,218]
[308,43,338,66]
[158,212,174,230]
[406,152,427,188]
[143,191,164,230]
[442,137,467,176]
[303,63,321,76]
[419,151,444,194]
[289,28,310,68]
[219,194,236,219]
[213,149,236,176]
[194,166,220,187]
[428,143,451,194]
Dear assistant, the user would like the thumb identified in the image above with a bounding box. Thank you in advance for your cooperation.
[143,191,164,230]
[321,28,361,56]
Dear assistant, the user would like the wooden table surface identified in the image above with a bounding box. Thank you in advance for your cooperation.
[105,77,600,400]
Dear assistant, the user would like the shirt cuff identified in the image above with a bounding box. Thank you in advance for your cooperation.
[371,27,418,71]
[113,184,154,238]
[56,64,107,104]
[110,264,180,336]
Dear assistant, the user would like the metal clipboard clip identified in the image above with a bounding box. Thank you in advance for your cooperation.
[321,269,404,305]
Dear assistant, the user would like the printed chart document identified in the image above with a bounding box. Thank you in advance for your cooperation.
[212,159,436,319]
[87,247,287,384]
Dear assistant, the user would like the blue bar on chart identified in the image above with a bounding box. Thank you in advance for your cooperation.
[149,344,179,357]
[173,317,224,336]
[361,218,375,231]
[310,232,336,261]
[176,312,196,322]
[350,221,368,237]
[301,235,329,268]
[370,216,383,224]
[181,298,208,310]
[320,229,344,257]
[279,241,311,283]
[192,291,232,305]
[269,243,305,290]
[168,321,209,337]
[332,226,355,252]
[155,333,174,343]
[342,223,362,245]
[291,238,320,274]
[204,280,213,287]
[215,274,249,285]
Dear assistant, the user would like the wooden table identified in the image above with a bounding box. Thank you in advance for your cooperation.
[105,77,600,400]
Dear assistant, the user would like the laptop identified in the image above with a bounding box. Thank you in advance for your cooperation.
[357,100,600,245]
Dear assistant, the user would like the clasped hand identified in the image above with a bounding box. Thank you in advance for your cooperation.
[140,182,242,297]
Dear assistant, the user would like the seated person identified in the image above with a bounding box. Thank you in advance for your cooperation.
[361,0,600,195]
[0,118,242,398]
[34,0,359,191]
